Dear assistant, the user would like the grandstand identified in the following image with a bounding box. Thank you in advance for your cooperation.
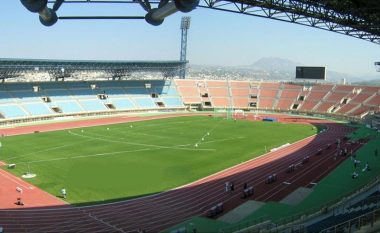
[2,78,379,124]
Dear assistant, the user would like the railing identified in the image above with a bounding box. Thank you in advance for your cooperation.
[0,107,187,127]
[320,207,380,233]
[213,174,380,233]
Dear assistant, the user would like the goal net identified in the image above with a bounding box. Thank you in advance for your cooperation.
[213,107,234,119]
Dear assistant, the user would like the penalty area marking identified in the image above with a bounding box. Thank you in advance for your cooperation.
[6,138,96,161]
[16,147,160,165]
[68,130,216,152]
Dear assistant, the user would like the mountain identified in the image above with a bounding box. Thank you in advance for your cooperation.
[250,57,302,72]
[188,57,363,83]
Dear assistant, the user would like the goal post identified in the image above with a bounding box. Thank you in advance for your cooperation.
[213,107,234,119]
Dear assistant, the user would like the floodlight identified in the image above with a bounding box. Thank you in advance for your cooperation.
[145,0,199,26]
[20,0,59,26]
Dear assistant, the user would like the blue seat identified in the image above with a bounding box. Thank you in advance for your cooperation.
[23,103,53,116]
[11,91,40,102]
[162,97,184,107]
[104,88,127,96]
[133,98,156,108]
[55,101,83,113]
[44,89,72,99]
[65,82,90,89]
[0,92,15,103]
[79,100,107,111]
[0,104,28,118]
[111,99,135,109]
[125,88,148,95]
[4,83,33,90]
[159,86,179,95]
[39,82,68,90]
[70,89,97,98]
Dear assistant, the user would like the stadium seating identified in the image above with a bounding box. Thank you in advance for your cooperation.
[161,97,184,108]
[10,90,40,102]
[133,98,157,109]
[53,101,84,113]
[79,100,108,112]
[109,98,136,109]
[0,104,28,118]
[22,103,53,116]
[0,80,379,121]
[0,92,15,103]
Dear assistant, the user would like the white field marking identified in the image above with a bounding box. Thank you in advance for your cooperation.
[195,118,225,145]
[68,130,215,152]
[7,138,96,161]
[199,136,245,145]
[103,118,212,141]
[108,117,211,134]
[109,118,210,131]
[0,169,34,190]
[104,130,244,148]
[16,148,159,165]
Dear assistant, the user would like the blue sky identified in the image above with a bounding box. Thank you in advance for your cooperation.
[1,0,380,76]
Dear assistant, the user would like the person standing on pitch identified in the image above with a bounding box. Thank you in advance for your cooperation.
[61,188,67,199]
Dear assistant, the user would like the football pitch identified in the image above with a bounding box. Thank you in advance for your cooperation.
[0,116,317,205]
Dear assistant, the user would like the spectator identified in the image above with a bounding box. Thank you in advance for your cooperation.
[243,182,248,190]
[230,182,235,192]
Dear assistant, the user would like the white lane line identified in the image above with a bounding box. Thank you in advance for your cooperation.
[0,169,34,190]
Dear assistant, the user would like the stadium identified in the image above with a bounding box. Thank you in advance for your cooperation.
[0,1,380,233]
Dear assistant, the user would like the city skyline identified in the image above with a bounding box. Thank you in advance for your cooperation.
[1,0,380,77]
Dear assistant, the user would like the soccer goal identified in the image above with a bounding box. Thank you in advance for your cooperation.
[213,107,234,119]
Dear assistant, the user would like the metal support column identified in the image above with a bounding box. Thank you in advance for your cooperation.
[179,16,190,79]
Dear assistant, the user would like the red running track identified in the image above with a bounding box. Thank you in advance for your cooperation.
[0,114,364,233]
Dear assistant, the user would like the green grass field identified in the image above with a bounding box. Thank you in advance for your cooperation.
[0,116,316,205]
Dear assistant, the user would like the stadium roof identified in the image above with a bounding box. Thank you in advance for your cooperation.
[0,58,187,80]
[200,0,380,45]
[21,1,378,45]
